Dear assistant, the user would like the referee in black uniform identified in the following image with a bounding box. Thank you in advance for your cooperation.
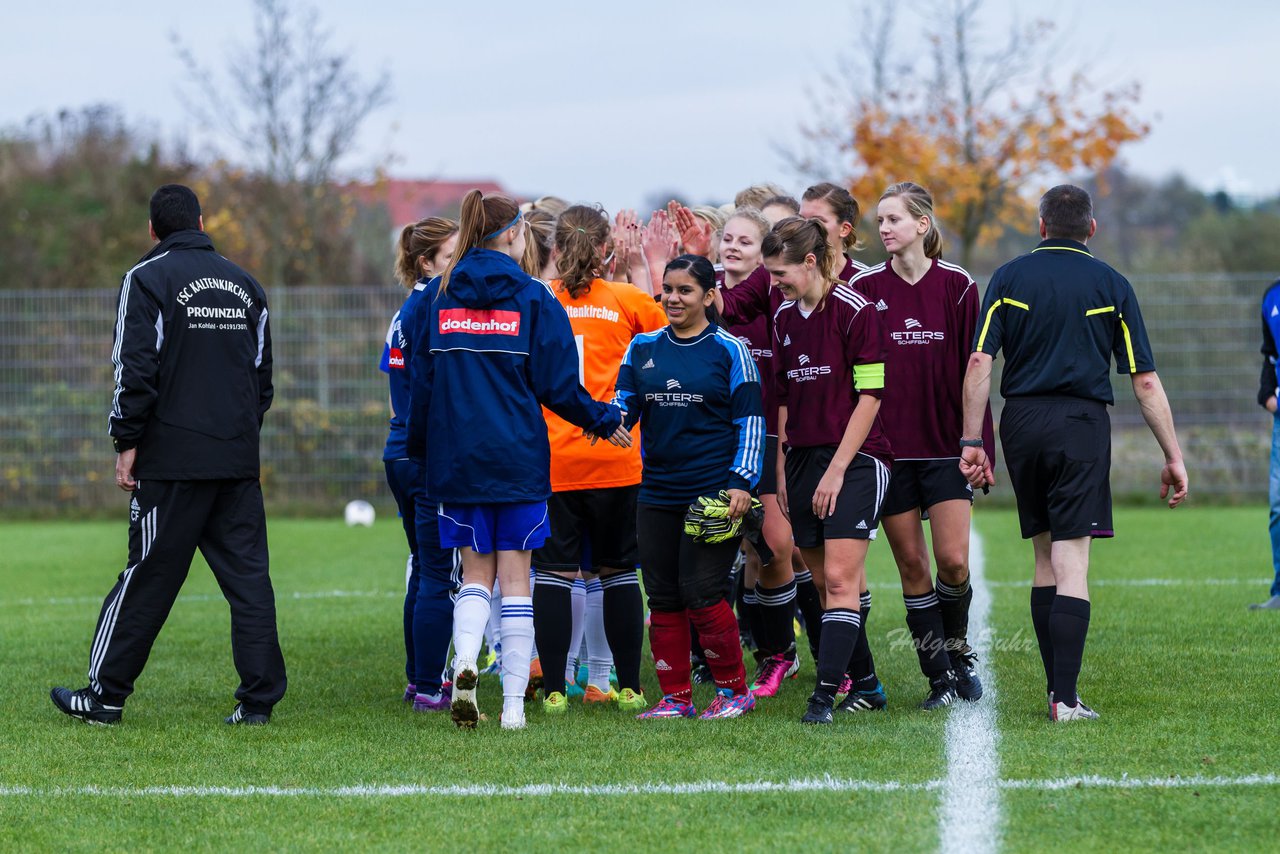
[958,184,1188,723]
[51,185,287,726]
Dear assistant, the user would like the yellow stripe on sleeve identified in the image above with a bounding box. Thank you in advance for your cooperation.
[853,362,885,391]
[1119,313,1137,373]
[976,298,1029,350]
[1085,306,1115,316]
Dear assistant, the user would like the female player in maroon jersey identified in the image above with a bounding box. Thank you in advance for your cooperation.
[849,182,993,709]
[716,208,801,697]
[765,216,894,725]
[800,183,871,282]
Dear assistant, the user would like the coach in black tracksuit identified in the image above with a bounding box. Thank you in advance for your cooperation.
[51,184,286,726]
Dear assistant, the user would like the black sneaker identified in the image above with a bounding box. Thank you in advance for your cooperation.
[50,686,122,725]
[836,681,887,713]
[920,672,958,711]
[691,657,714,685]
[225,703,270,725]
[801,694,834,725]
[950,648,983,701]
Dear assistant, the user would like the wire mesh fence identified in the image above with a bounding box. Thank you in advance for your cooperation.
[1,273,1276,518]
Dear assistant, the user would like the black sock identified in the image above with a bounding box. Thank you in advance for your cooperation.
[815,608,861,700]
[1049,595,1091,707]
[844,591,877,692]
[532,572,573,696]
[740,584,761,649]
[904,591,949,678]
[600,571,645,693]
[1029,585,1057,695]
[936,576,973,658]
[794,569,824,659]
[754,579,797,656]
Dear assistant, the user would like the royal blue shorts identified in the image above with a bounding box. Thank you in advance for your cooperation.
[437,501,551,553]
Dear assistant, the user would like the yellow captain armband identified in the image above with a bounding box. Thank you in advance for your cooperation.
[853,362,885,391]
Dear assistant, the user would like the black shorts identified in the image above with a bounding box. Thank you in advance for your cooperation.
[756,435,780,496]
[532,485,640,571]
[881,459,975,517]
[784,446,890,548]
[636,502,742,612]
[1000,396,1114,541]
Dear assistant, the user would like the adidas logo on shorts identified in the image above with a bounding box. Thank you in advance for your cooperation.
[856,520,868,530]
[642,358,655,369]
[875,299,888,311]
[655,658,672,671]
[130,496,140,522]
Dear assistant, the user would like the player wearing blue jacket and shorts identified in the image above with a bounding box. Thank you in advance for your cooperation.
[407,191,624,730]
[380,217,460,712]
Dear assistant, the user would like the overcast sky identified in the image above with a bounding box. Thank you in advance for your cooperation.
[3,0,1276,215]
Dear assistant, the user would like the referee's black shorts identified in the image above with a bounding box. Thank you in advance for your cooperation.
[1000,396,1114,541]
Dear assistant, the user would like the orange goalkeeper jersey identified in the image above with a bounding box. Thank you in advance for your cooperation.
[546,278,667,491]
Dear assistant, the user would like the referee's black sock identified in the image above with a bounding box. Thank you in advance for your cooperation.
[1049,595,1091,707]
[904,591,949,678]
[532,572,573,697]
[794,568,824,659]
[846,591,878,692]
[1029,585,1057,695]
[815,608,861,700]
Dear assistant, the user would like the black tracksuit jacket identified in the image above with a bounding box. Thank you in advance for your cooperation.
[108,229,273,479]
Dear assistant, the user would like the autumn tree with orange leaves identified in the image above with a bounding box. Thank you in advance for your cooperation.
[794,0,1149,267]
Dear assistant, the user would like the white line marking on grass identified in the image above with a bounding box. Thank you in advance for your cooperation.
[938,526,1000,854]
[2,774,1273,800]
[0,777,940,798]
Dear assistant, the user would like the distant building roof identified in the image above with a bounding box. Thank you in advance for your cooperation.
[352,178,510,227]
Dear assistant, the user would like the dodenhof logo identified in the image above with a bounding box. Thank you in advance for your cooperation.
[439,309,521,335]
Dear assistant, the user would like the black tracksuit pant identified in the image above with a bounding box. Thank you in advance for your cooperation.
[87,478,287,714]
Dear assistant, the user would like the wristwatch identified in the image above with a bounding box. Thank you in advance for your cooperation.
[958,438,984,448]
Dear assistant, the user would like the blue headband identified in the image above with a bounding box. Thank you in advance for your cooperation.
[484,212,522,242]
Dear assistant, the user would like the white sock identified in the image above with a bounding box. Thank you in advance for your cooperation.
[483,577,502,662]
[500,596,535,701]
[452,583,491,667]
[585,577,613,688]
[566,577,587,683]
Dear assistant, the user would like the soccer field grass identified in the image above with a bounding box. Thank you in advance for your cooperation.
[2,507,1276,852]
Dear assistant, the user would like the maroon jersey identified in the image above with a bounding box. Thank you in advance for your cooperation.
[841,255,870,283]
[718,265,782,435]
[851,259,994,459]
[774,282,893,464]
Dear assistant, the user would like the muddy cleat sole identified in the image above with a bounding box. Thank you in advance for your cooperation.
[50,686,122,725]
[451,660,479,729]
[225,703,270,725]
